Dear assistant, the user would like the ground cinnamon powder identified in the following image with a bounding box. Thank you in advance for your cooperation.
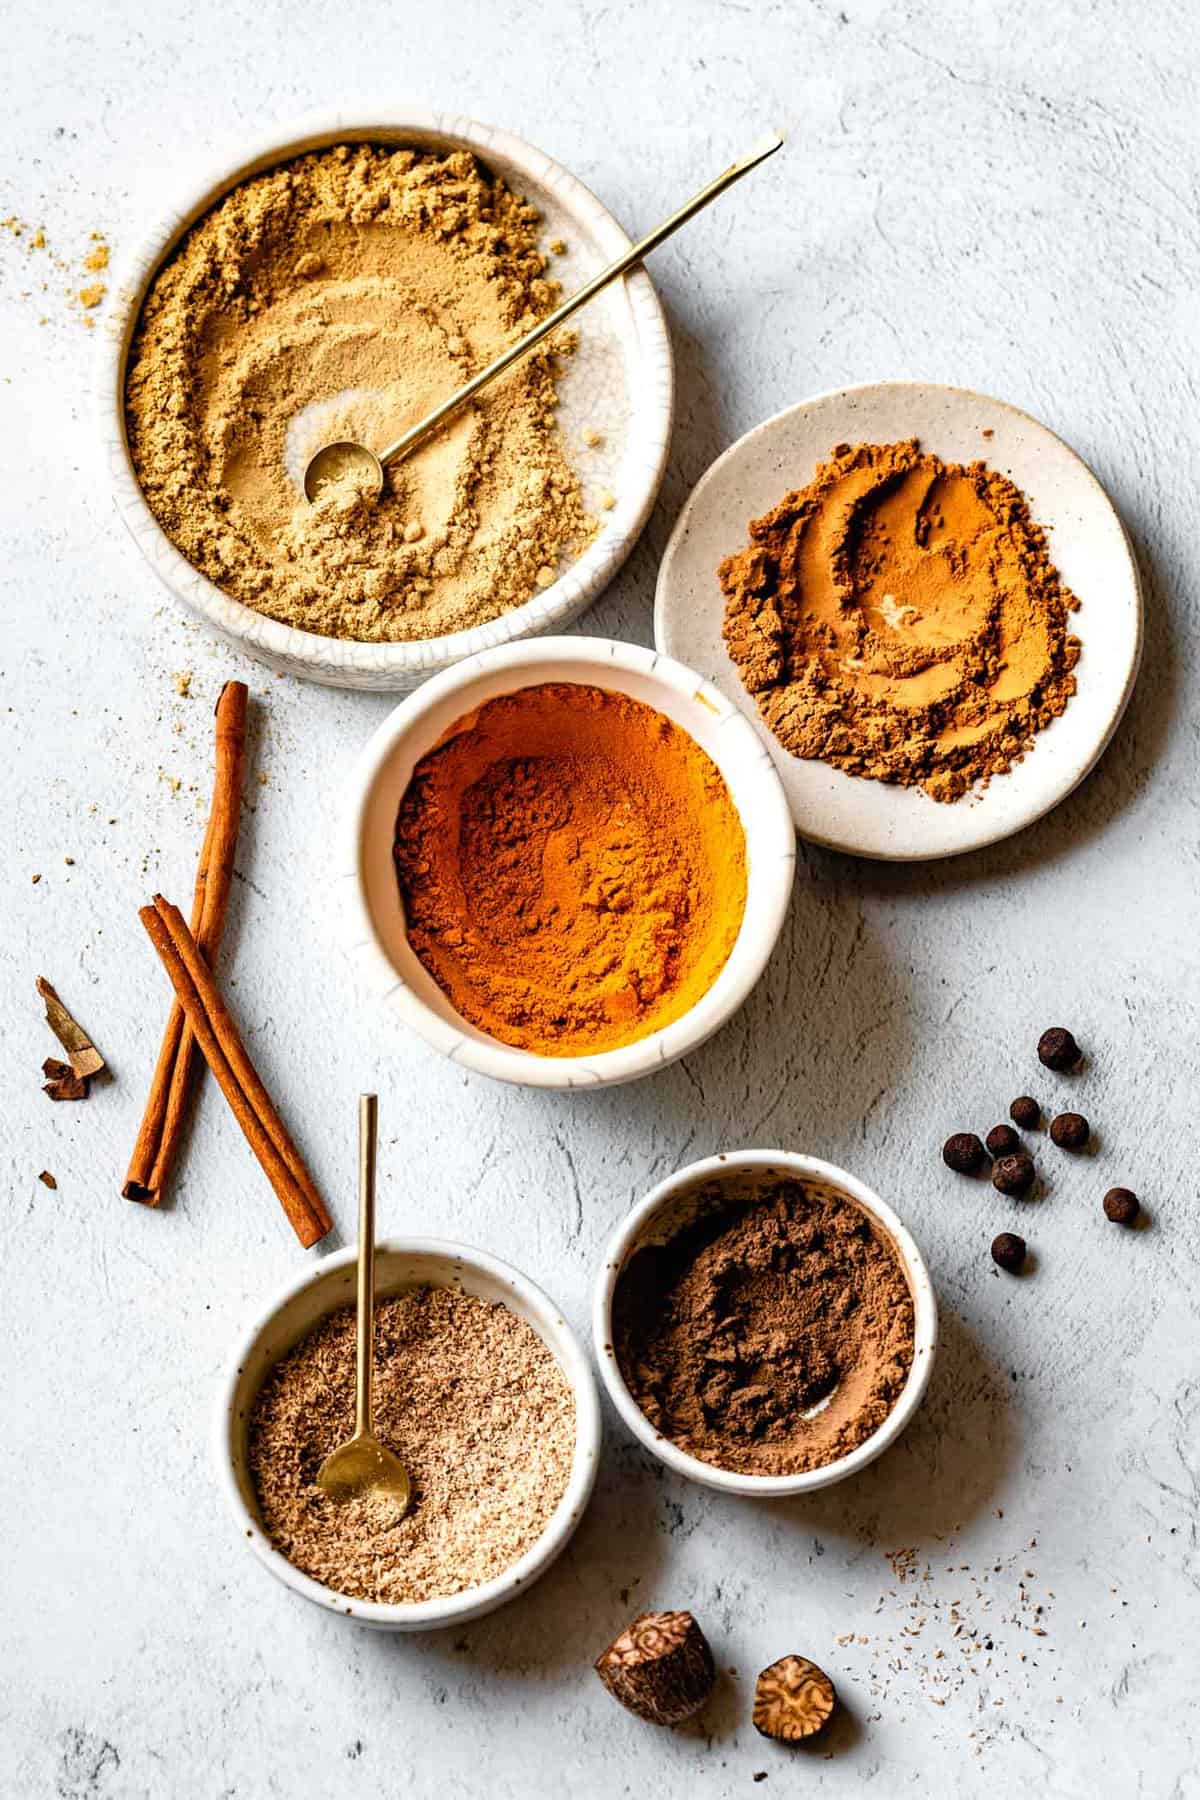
[393,683,747,1056]
[125,144,592,642]
[614,1176,915,1476]
[248,1286,575,1605]
[720,440,1081,802]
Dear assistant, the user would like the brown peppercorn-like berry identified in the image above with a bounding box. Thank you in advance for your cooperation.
[753,1655,837,1742]
[1103,1187,1140,1226]
[991,1231,1027,1273]
[943,1132,987,1174]
[986,1123,1021,1157]
[1010,1096,1041,1129]
[1050,1111,1090,1151]
[595,1610,715,1725]
[1038,1027,1081,1071]
[992,1152,1036,1196]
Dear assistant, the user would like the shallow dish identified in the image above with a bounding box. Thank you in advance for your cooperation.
[655,381,1143,859]
[103,108,673,691]
[341,636,795,1088]
[593,1149,937,1496]
[217,1238,601,1631]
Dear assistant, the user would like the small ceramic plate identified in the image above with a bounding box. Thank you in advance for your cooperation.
[655,382,1143,860]
[104,109,673,692]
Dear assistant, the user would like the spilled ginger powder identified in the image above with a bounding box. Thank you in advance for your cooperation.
[393,683,747,1056]
[125,144,593,642]
[720,439,1081,802]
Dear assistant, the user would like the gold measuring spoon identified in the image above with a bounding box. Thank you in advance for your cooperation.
[316,1093,411,1520]
[303,131,784,503]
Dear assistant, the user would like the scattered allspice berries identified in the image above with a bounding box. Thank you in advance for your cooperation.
[991,1231,1028,1273]
[752,1655,836,1742]
[1038,1027,1081,1071]
[594,1611,715,1725]
[1010,1095,1041,1129]
[986,1123,1021,1157]
[1050,1111,1090,1151]
[992,1152,1036,1197]
[943,1132,987,1175]
[1103,1187,1140,1226]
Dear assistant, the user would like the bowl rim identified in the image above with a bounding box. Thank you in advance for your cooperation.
[592,1148,938,1496]
[102,105,674,688]
[340,634,797,1088]
[215,1235,602,1629]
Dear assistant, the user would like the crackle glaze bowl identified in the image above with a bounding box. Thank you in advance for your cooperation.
[217,1237,601,1631]
[104,108,673,690]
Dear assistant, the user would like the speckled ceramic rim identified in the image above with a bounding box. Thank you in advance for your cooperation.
[340,635,797,1088]
[216,1237,602,1631]
[102,106,674,691]
[593,1149,938,1496]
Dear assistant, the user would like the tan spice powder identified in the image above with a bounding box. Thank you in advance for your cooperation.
[248,1286,575,1604]
[614,1177,915,1476]
[125,144,593,643]
[720,440,1081,802]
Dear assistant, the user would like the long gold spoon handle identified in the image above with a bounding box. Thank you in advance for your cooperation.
[376,131,785,469]
[355,1093,379,1442]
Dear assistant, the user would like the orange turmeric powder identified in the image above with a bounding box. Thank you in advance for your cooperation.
[393,683,747,1055]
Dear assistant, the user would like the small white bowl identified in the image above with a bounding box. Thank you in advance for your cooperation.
[593,1150,937,1496]
[341,636,796,1088]
[103,107,673,691]
[217,1239,601,1631]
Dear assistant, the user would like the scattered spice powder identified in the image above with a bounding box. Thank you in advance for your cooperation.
[125,144,593,643]
[249,1285,575,1604]
[393,683,747,1056]
[720,440,1081,802]
[613,1174,916,1475]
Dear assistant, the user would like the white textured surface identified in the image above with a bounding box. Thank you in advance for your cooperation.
[2,3,1197,1795]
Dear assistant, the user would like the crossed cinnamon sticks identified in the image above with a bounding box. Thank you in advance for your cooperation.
[123,681,330,1248]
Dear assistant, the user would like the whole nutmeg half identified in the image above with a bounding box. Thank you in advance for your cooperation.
[753,1654,836,1742]
[595,1610,715,1725]
[992,1152,1036,1197]
[1050,1111,1090,1151]
[1038,1027,1081,1071]
[943,1132,987,1175]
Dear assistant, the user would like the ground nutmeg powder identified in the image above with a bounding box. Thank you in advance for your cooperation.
[248,1285,575,1605]
[393,682,747,1056]
[614,1175,915,1476]
[720,439,1081,802]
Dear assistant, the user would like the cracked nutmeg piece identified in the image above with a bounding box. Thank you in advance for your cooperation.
[753,1654,837,1742]
[594,1610,715,1725]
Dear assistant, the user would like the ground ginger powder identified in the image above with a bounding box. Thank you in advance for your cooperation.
[720,440,1081,802]
[393,683,748,1056]
[125,144,593,642]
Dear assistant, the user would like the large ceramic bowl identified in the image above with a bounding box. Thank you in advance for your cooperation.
[594,1149,937,1497]
[103,109,673,691]
[217,1238,602,1631]
[341,636,796,1088]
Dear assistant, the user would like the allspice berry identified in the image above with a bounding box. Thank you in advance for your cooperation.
[943,1132,987,1175]
[753,1654,837,1742]
[992,1152,1036,1197]
[1104,1187,1140,1226]
[1050,1111,1090,1151]
[986,1123,1021,1158]
[595,1610,715,1725]
[1038,1027,1081,1071]
[1010,1096,1041,1129]
[991,1231,1027,1273]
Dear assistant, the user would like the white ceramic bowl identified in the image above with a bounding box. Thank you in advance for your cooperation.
[593,1150,937,1496]
[217,1238,601,1631]
[103,108,673,691]
[341,636,796,1088]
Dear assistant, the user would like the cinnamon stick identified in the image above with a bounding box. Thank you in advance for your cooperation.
[139,896,331,1248]
[124,681,247,1203]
